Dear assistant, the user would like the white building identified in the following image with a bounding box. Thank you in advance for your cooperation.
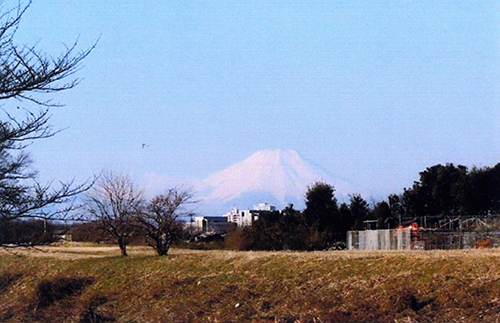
[224,208,257,227]
[191,216,235,234]
[224,203,277,227]
[189,203,279,232]
[252,203,277,211]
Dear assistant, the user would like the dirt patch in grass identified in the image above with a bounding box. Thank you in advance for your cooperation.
[16,276,96,323]
[78,294,115,323]
[33,276,94,309]
[0,272,22,294]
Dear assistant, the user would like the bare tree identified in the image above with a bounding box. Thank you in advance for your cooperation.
[136,188,195,256]
[0,2,94,247]
[0,1,94,105]
[86,172,143,256]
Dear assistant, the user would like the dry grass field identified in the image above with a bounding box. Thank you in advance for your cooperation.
[1,244,500,322]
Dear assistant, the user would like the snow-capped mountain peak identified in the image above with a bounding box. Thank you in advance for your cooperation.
[196,149,363,214]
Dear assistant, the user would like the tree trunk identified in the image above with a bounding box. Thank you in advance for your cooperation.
[156,240,168,256]
[155,234,171,256]
[118,237,128,256]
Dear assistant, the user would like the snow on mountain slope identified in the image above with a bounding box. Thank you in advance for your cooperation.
[196,149,366,214]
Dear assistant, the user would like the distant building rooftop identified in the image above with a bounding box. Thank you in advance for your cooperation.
[252,203,276,211]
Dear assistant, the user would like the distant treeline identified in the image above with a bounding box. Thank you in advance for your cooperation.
[0,219,63,247]
[6,163,500,252]
[226,163,500,251]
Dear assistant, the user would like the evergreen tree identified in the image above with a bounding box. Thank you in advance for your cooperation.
[304,182,340,248]
[349,194,370,230]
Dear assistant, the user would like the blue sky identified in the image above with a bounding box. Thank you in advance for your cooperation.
[7,0,500,199]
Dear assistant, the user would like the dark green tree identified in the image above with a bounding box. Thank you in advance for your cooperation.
[373,200,391,229]
[466,164,500,215]
[237,204,320,251]
[337,202,355,241]
[388,194,404,225]
[403,164,468,217]
[242,210,284,251]
[281,204,312,250]
[303,182,340,248]
[349,194,370,230]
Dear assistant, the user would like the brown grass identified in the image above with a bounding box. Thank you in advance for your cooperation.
[1,244,500,322]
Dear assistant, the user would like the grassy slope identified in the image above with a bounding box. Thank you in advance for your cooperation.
[1,247,500,322]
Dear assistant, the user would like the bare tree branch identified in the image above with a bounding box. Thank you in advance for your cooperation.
[0,1,96,247]
[0,2,96,106]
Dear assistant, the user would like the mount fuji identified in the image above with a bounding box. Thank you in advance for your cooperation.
[195,149,366,215]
